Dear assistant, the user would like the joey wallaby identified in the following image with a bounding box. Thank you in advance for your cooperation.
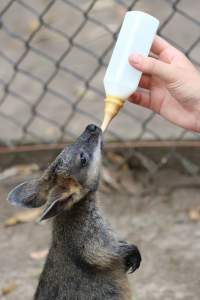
[7,124,141,300]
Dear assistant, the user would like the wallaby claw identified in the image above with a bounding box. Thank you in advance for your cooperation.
[119,241,142,274]
[122,244,141,273]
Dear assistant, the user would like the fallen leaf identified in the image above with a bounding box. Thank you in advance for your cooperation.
[0,164,39,180]
[106,152,124,165]
[74,86,86,98]
[93,0,115,10]
[2,281,17,296]
[189,208,200,222]
[28,19,40,33]
[119,171,138,195]
[45,15,55,26]
[101,167,119,190]
[28,267,43,278]
[4,208,41,227]
[30,249,48,260]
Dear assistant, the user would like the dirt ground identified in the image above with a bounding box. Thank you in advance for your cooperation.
[1,0,200,144]
[0,166,200,300]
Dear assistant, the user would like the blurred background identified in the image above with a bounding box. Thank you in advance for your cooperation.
[0,0,200,299]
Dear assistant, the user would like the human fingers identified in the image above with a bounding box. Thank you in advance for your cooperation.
[150,35,171,55]
[129,54,176,83]
[129,90,151,109]
[139,74,152,89]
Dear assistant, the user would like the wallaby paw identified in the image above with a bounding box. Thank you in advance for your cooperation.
[123,244,141,274]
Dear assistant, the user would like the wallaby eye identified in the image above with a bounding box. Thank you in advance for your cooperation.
[80,152,88,167]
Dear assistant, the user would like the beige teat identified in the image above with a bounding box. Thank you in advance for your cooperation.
[101,96,124,132]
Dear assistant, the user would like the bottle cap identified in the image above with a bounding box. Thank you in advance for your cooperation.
[101,96,124,131]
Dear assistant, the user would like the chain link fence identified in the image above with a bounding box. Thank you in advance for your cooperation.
[0,0,200,173]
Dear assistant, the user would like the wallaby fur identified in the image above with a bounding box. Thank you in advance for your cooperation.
[8,124,141,300]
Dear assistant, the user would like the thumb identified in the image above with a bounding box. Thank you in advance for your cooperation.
[129,54,176,83]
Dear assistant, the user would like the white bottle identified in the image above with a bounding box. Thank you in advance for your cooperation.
[101,11,159,131]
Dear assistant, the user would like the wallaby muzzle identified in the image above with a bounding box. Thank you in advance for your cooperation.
[79,124,102,144]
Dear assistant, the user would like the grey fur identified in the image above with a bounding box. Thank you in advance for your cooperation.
[7,124,141,300]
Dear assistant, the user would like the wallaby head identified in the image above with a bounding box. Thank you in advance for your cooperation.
[7,124,102,221]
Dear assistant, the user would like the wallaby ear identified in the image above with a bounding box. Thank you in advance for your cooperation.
[39,177,84,221]
[7,179,46,208]
[39,197,70,221]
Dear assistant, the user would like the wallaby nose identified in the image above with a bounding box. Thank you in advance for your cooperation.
[86,124,98,132]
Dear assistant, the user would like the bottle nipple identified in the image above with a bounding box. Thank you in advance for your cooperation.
[101,96,124,132]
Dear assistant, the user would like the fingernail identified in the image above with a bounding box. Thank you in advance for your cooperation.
[129,54,143,65]
[129,93,140,103]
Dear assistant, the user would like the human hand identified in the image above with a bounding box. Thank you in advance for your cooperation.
[129,36,200,132]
